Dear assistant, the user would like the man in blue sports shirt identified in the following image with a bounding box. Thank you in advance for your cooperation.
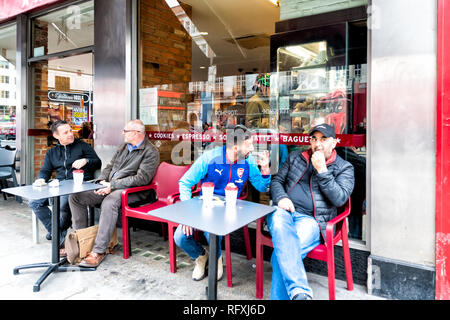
[175,124,271,281]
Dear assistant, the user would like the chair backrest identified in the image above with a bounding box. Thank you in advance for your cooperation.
[239,182,248,200]
[152,161,191,202]
[0,147,16,167]
[338,198,351,215]
[331,197,351,240]
[258,197,352,244]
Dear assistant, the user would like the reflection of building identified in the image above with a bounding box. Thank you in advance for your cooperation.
[1,0,450,301]
[0,57,16,118]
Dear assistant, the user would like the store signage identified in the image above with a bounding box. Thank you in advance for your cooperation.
[139,88,158,125]
[0,0,61,21]
[33,46,45,57]
[146,131,366,147]
[72,105,88,126]
[48,91,90,103]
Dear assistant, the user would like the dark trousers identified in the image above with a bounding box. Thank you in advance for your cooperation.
[69,189,147,254]
[29,195,71,246]
[69,189,123,254]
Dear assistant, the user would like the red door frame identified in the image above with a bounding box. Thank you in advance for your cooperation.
[436,0,450,300]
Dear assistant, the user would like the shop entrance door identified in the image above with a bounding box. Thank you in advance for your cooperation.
[29,52,94,182]
[25,0,95,183]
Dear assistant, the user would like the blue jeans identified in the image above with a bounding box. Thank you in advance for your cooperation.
[266,206,321,300]
[29,195,71,246]
[174,225,222,260]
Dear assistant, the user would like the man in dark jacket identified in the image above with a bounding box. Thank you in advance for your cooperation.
[29,120,102,247]
[268,123,354,300]
[69,119,160,268]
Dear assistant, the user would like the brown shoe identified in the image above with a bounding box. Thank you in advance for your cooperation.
[79,252,105,268]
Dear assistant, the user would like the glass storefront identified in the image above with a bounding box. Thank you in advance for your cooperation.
[0,24,17,147]
[29,1,94,179]
[31,0,94,57]
[272,21,368,241]
[138,0,279,165]
[137,0,367,243]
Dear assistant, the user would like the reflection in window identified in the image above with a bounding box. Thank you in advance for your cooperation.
[165,0,216,59]
[137,1,368,242]
[0,24,17,142]
[32,0,94,56]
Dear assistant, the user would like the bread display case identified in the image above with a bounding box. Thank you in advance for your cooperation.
[270,20,368,242]
[275,40,351,135]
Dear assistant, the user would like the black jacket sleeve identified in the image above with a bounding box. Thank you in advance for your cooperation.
[37,151,54,181]
[315,160,354,208]
[270,152,292,206]
[81,143,102,171]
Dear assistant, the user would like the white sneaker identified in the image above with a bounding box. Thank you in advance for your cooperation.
[217,255,223,281]
[192,250,208,281]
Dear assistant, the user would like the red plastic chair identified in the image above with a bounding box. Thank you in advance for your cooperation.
[121,162,191,268]
[121,162,252,288]
[179,182,252,287]
[255,199,353,300]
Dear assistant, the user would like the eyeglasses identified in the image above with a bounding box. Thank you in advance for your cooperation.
[123,129,139,133]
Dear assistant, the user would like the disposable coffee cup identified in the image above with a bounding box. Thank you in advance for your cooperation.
[73,170,84,185]
[201,182,215,205]
[225,183,238,206]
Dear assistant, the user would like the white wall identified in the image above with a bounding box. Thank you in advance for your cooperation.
[369,0,436,266]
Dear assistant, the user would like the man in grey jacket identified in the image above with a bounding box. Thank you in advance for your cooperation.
[268,123,354,300]
[69,119,159,267]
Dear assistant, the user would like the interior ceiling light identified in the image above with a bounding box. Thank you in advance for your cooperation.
[285,45,317,59]
[51,22,77,48]
[268,0,280,7]
[165,0,179,8]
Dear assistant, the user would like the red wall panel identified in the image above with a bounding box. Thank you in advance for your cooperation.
[436,0,450,300]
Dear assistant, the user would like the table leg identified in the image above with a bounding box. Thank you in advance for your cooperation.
[206,233,219,300]
[51,196,60,263]
[13,196,96,292]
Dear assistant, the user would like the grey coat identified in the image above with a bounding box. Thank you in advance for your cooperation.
[270,149,354,241]
[98,137,160,191]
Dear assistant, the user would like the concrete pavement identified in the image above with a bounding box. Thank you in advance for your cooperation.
[0,197,384,301]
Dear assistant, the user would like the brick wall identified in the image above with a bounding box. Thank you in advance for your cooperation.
[139,0,192,163]
[280,0,367,20]
[32,20,49,179]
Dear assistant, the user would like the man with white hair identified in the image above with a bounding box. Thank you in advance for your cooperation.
[69,119,159,267]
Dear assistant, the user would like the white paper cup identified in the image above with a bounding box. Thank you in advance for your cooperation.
[202,182,215,205]
[73,170,84,185]
[225,183,238,206]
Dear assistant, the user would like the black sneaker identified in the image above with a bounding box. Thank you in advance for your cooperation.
[46,232,52,241]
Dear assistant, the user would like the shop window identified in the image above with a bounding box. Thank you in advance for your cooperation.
[138,0,279,166]
[29,52,94,178]
[29,1,95,179]
[137,1,367,243]
[31,0,94,57]
[0,24,17,143]
[272,20,367,242]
